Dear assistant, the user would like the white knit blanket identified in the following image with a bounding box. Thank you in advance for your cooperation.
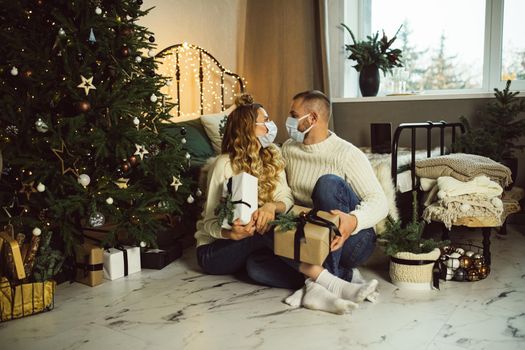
[436,176,503,199]
[423,193,503,229]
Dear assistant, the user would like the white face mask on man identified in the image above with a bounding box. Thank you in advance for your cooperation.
[285,113,314,143]
[255,121,278,148]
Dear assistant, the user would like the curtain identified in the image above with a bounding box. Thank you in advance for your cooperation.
[240,0,332,142]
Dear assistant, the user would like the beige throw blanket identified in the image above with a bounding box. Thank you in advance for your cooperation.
[415,153,512,188]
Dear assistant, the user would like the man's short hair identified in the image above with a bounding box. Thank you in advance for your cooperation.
[292,90,331,120]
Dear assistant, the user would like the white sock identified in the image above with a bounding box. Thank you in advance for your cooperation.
[302,280,358,315]
[316,269,378,303]
[351,268,366,284]
[284,287,304,307]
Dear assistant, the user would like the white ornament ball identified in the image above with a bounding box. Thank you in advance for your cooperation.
[95,6,102,15]
[135,56,142,63]
[150,94,158,103]
[10,67,19,76]
[181,138,187,144]
[196,188,203,197]
[78,174,91,187]
[185,152,191,159]
[58,28,66,36]
[445,257,460,269]
[449,252,461,259]
[445,267,454,281]
[166,79,172,86]
[35,118,49,133]
[187,194,195,204]
[32,227,42,236]
[148,49,155,57]
[455,248,465,255]
[472,253,482,260]
[106,197,114,205]
[465,251,475,257]
[133,117,140,126]
[36,182,46,192]
[140,241,147,248]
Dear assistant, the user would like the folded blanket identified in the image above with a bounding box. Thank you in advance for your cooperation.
[423,193,503,229]
[436,175,503,199]
[415,153,512,187]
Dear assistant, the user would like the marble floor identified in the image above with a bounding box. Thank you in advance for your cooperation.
[1,225,524,350]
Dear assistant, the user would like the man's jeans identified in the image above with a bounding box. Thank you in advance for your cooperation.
[197,174,377,289]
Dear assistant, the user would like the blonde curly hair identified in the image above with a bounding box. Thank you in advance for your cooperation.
[221,94,284,205]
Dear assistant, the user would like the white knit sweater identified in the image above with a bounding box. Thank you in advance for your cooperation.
[194,154,294,247]
[282,133,388,235]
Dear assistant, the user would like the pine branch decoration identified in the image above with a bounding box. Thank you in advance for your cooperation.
[214,193,234,225]
[269,212,300,232]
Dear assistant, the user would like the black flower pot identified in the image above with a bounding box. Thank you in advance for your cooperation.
[359,65,380,97]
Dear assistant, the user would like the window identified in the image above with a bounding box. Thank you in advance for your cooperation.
[333,0,525,98]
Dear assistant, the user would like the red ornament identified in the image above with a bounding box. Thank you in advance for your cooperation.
[78,100,91,112]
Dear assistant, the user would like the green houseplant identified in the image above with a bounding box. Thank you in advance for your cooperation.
[341,23,403,97]
[380,191,448,290]
[456,80,525,184]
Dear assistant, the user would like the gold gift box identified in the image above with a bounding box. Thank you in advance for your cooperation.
[274,205,340,266]
[74,242,104,287]
[0,278,55,322]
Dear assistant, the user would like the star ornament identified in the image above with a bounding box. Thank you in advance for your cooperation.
[77,75,96,96]
[134,144,149,160]
[170,176,182,192]
[114,178,130,189]
[52,141,80,176]
[19,181,37,200]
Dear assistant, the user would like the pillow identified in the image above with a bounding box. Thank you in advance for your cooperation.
[200,112,228,154]
[163,119,215,164]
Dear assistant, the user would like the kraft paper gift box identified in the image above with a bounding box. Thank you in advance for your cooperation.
[103,246,141,280]
[74,242,104,287]
[222,172,258,229]
[274,205,340,266]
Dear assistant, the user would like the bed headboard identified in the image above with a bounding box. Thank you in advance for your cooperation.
[156,43,246,118]
[391,121,465,190]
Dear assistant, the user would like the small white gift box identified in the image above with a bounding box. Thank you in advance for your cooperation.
[103,246,141,280]
[222,172,258,229]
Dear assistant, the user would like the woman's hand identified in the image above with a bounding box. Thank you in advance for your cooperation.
[329,210,357,251]
[223,218,256,240]
[252,202,277,234]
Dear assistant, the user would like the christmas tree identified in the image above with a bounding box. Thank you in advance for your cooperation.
[0,0,193,270]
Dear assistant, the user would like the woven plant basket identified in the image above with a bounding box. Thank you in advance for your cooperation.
[389,248,441,290]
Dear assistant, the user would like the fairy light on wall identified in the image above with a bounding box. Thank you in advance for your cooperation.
[156,43,246,118]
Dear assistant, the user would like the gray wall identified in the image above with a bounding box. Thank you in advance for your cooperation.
[333,97,525,187]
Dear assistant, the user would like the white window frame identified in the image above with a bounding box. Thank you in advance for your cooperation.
[331,0,525,99]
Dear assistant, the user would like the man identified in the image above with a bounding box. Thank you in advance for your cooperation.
[282,90,388,284]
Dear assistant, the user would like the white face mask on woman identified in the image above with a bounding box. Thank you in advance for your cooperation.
[256,121,278,148]
[285,114,314,143]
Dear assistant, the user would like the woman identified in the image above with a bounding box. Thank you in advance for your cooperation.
[194,94,301,288]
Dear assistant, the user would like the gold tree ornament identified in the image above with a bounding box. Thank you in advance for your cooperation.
[51,141,80,176]
[114,178,130,189]
[134,144,149,160]
[170,176,182,191]
[19,181,37,200]
[77,75,96,96]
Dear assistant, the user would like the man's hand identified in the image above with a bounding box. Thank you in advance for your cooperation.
[252,202,276,234]
[226,218,256,240]
[329,210,357,251]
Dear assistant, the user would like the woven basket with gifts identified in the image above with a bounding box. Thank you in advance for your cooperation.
[0,225,61,322]
[439,242,490,282]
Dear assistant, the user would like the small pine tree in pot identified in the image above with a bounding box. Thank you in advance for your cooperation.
[456,80,525,185]
[380,191,449,290]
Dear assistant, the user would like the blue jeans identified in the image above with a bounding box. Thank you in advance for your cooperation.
[246,174,377,287]
[196,233,304,289]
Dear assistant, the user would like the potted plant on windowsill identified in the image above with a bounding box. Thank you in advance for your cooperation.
[341,23,403,97]
[456,80,525,187]
[380,191,449,290]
